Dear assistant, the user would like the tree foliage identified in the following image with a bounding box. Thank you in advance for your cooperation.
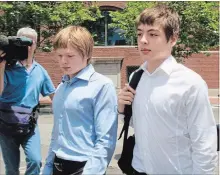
[110,1,219,61]
[0,1,102,51]
[0,1,218,60]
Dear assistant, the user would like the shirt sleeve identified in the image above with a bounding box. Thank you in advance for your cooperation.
[41,70,55,97]
[185,80,218,174]
[82,83,118,174]
[42,118,58,175]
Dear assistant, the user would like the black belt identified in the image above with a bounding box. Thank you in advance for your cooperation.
[53,155,87,175]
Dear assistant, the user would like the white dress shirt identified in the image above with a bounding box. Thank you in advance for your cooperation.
[130,56,218,174]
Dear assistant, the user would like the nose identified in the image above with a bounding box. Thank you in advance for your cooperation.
[140,34,148,44]
[60,56,68,64]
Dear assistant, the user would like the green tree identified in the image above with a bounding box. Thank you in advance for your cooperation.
[110,1,219,61]
[0,1,102,51]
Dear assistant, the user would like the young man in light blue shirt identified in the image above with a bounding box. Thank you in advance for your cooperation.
[43,25,118,175]
[0,27,55,175]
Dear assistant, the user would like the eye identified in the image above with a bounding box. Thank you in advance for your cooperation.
[137,33,142,36]
[150,33,158,37]
[68,55,74,58]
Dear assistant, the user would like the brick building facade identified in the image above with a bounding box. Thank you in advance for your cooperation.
[36,1,219,98]
[36,47,219,90]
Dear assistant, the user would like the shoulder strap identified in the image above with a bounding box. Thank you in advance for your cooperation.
[118,69,144,140]
[33,102,40,113]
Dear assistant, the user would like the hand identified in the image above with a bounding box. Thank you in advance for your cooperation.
[0,52,6,70]
[0,51,6,65]
[118,84,136,113]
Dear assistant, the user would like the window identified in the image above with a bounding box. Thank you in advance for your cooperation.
[83,8,129,46]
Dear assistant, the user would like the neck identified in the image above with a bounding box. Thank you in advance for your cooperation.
[27,57,33,66]
[146,59,166,73]
[20,57,33,68]
[69,64,88,79]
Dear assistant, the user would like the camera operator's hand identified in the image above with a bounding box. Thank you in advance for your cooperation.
[0,50,6,95]
[0,59,6,69]
[0,50,6,66]
[0,51,6,68]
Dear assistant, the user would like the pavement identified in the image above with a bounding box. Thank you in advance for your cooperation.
[0,103,219,174]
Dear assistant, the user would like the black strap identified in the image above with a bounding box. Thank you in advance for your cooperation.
[30,103,40,125]
[33,102,40,113]
[118,69,144,144]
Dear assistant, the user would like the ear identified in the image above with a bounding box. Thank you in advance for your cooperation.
[169,35,178,47]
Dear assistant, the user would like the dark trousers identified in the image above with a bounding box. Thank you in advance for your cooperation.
[53,155,87,175]
[133,168,148,175]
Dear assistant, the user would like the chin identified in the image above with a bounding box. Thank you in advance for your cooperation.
[140,55,151,62]
[62,71,71,75]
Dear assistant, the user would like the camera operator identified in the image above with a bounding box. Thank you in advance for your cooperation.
[0,27,55,175]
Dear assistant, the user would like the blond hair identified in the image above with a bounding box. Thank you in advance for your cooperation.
[53,26,94,64]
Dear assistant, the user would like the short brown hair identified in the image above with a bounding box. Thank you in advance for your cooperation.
[53,25,94,63]
[135,5,180,41]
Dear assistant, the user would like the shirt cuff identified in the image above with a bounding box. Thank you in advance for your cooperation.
[118,113,125,122]
[42,163,53,175]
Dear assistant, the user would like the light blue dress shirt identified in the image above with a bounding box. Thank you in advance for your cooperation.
[43,64,118,174]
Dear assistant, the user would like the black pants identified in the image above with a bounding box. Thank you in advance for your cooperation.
[133,168,148,175]
[53,155,87,175]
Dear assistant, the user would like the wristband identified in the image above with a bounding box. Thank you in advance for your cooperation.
[117,109,124,115]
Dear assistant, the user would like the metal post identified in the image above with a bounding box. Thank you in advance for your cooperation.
[104,12,108,46]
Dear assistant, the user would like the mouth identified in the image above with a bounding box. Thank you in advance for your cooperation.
[140,48,151,54]
[141,48,151,51]
[62,67,71,70]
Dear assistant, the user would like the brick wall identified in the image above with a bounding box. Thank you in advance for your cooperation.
[184,52,219,89]
[97,1,126,9]
[35,47,219,89]
[35,52,62,87]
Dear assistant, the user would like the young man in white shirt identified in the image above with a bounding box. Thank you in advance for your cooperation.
[118,5,218,175]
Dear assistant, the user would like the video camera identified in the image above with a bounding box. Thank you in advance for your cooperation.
[0,35,33,64]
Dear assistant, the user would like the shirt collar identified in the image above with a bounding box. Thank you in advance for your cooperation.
[140,55,177,76]
[15,59,37,68]
[159,55,177,75]
[62,64,95,83]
